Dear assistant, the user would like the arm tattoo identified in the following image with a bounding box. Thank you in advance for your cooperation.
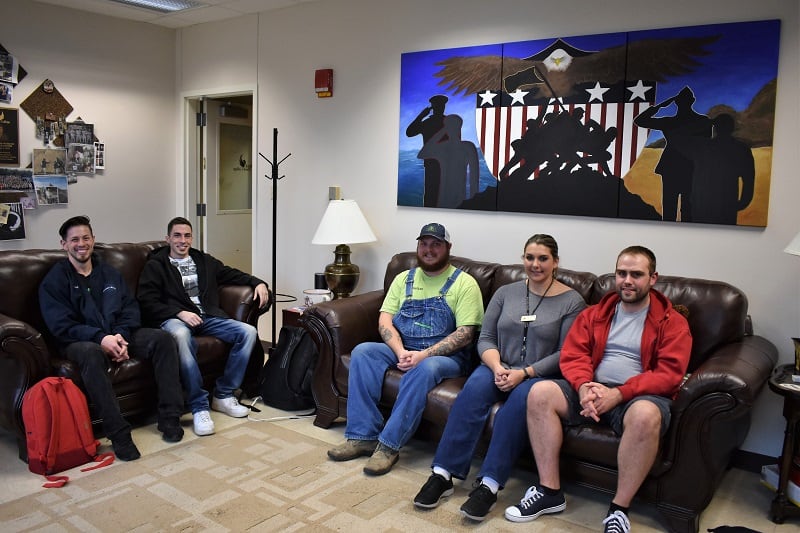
[425,325,476,357]
[379,324,394,344]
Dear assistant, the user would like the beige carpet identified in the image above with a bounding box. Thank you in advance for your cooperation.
[0,422,491,532]
[0,413,789,532]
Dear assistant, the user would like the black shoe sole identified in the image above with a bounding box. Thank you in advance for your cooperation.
[460,502,495,522]
[413,487,454,509]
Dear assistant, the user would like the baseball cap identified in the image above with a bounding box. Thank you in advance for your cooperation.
[417,222,450,243]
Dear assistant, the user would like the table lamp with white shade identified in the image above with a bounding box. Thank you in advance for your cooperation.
[311,199,377,298]
[784,231,800,373]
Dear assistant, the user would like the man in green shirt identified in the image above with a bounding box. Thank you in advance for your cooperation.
[328,223,484,475]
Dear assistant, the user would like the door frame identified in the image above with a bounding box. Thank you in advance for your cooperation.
[179,84,258,265]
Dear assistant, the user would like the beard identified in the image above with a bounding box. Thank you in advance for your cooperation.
[417,249,450,274]
[617,285,649,306]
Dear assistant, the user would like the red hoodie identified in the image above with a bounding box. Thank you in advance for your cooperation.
[559,289,692,401]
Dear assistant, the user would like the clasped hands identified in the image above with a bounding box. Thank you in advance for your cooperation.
[579,381,622,421]
[494,367,524,392]
[101,333,130,362]
[396,349,428,371]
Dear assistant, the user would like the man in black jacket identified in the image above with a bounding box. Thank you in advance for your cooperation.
[38,216,184,461]
[138,217,271,437]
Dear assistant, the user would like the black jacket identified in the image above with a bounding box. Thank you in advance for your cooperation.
[137,246,267,327]
[38,255,141,346]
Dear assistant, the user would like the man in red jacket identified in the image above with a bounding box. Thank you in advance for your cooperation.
[504,246,691,533]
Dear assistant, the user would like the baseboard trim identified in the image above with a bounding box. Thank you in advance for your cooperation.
[732,449,778,473]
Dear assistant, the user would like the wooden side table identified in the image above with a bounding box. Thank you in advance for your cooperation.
[768,363,800,523]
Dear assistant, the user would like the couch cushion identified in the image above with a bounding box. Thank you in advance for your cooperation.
[383,252,500,309]
[491,265,597,303]
[0,249,65,335]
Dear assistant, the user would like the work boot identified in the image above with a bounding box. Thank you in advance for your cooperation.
[327,439,378,461]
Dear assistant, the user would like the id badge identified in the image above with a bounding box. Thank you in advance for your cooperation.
[521,315,537,322]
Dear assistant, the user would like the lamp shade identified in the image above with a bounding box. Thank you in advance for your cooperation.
[785,231,800,257]
[311,199,377,245]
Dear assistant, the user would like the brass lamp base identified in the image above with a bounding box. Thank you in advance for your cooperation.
[324,244,360,298]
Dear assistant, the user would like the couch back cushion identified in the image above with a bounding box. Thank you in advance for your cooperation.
[592,273,748,371]
[0,241,162,338]
[491,264,597,303]
[0,249,67,334]
[383,252,499,308]
[94,241,163,295]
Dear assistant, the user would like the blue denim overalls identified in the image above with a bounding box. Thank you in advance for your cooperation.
[393,267,465,355]
[344,266,472,449]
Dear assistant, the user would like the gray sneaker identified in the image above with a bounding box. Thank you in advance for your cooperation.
[327,439,378,461]
[363,443,399,476]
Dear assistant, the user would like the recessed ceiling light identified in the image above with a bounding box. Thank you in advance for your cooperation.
[105,0,206,13]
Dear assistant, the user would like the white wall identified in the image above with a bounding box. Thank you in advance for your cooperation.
[177,0,798,456]
[0,0,177,248]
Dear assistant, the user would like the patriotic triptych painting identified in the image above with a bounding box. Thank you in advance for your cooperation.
[398,20,780,226]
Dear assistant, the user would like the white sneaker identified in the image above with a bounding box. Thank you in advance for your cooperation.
[192,410,215,436]
[211,396,249,418]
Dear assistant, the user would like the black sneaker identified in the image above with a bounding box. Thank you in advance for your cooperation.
[157,418,184,443]
[504,484,566,523]
[459,483,497,521]
[414,473,454,509]
[111,433,141,461]
[602,510,631,533]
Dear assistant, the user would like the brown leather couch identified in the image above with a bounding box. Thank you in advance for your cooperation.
[0,241,265,461]
[301,252,778,533]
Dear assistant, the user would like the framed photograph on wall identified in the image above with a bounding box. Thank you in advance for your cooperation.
[0,107,19,165]
[0,202,25,240]
[32,147,67,175]
[66,143,95,174]
[33,175,68,205]
[65,121,93,145]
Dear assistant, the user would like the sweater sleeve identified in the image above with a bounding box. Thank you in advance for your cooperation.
[530,292,586,378]
[476,287,504,357]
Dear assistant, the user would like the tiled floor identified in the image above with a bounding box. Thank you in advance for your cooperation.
[1,403,797,532]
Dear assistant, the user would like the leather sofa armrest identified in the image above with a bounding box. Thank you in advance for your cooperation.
[657,335,777,509]
[302,290,385,427]
[219,285,269,326]
[304,290,385,354]
[0,313,51,447]
[673,335,778,413]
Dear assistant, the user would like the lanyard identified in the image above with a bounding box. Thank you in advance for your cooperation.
[520,276,554,364]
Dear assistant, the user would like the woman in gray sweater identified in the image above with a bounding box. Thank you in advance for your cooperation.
[413,234,586,521]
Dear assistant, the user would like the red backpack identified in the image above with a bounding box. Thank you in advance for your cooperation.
[22,377,113,487]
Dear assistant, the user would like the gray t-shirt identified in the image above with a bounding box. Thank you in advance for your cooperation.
[477,280,586,377]
[594,301,647,385]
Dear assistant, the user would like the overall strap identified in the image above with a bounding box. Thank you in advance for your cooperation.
[439,268,462,297]
[404,268,417,299]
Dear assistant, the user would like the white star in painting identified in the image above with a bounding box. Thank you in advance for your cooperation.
[586,81,610,102]
[508,89,529,105]
[627,80,652,101]
[478,90,497,106]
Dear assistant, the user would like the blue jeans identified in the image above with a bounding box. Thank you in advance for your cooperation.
[161,316,257,414]
[345,341,469,451]
[432,364,540,487]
